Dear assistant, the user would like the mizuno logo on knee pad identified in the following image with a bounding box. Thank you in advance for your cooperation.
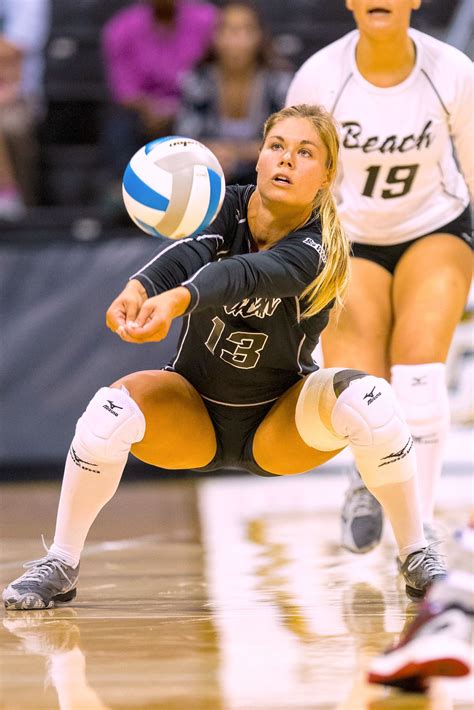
[102,400,124,417]
[378,437,413,467]
[363,386,381,405]
[412,376,427,386]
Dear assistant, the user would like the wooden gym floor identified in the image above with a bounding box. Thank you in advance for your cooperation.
[0,471,473,710]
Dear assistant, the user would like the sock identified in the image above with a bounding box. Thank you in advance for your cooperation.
[391,363,450,522]
[368,478,426,561]
[48,438,128,567]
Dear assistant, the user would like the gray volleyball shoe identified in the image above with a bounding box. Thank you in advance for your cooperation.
[3,555,79,610]
[399,542,447,600]
[341,465,384,553]
[396,522,447,573]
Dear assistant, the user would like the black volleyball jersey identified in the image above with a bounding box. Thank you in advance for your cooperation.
[131,185,333,405]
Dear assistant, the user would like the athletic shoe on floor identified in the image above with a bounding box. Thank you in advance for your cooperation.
[341,466,383,553]
[396,522,447,573]
[368,599,472,691]
[3,556,79,610]
[399,543,447,600]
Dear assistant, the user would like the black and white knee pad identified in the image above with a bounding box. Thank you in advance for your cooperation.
[296,368,414,486]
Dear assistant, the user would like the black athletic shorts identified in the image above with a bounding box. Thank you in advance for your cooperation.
[350,205,473,274]
[193,398,279,477]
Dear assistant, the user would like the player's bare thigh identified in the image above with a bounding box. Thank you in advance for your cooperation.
[253,378,344,475]
[110,370,217,469]
[391,234,473,364]
[322,257,393,379]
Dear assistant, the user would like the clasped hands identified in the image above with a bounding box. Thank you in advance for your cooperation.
[106,280,191,343]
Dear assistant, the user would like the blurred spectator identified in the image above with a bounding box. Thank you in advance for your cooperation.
[175,0,292,185]
[0,0,50,220]
[100,0,217,219]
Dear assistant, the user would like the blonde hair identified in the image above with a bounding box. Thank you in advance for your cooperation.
[262,104,350,318]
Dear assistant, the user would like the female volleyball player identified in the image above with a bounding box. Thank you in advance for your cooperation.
[286,0,473,553]
[3,104,446,610]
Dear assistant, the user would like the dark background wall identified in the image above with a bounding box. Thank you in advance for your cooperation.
[0,236,180,471]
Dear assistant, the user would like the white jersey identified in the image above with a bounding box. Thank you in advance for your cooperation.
[286,29,473,245]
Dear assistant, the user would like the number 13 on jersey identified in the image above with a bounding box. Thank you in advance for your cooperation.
[205,316,268,370]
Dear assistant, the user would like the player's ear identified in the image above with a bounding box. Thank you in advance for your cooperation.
[320,169,330,189]
[411,0,421,9]
[345,0,354,11]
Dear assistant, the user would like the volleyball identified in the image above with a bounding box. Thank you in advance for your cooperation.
[122,136,225,239]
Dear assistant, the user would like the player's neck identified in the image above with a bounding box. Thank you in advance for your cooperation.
[355,34,416,87]
[248,192,312,249]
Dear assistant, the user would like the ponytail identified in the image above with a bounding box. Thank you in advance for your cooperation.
[301,187,350,318]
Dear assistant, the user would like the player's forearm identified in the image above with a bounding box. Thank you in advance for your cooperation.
[130,235,222,297]
[182,252,314,314]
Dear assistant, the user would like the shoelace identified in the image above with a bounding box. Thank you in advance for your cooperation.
[405,541,446,575]
[20,557,73,586]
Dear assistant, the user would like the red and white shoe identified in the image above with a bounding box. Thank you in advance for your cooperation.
[368,598,472,692]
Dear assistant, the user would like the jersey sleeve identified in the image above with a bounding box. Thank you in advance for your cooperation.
[130,187,237,297]
[450,57,474,199]
[183,229,326,313]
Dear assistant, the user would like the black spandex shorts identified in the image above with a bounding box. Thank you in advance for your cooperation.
[193,398,279,477]
[351,205,473,274]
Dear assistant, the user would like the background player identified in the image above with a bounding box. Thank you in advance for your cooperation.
[3,105,446,610]
[286,0,473,554]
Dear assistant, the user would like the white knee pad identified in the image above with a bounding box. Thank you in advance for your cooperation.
[296,368,355,451]
[296,369,414,485]
[391,363,450,437]
[75,386,146,462]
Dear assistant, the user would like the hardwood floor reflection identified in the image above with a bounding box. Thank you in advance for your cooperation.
[1,474,472,709]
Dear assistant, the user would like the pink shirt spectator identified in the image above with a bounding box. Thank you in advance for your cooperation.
[102,1,217,116]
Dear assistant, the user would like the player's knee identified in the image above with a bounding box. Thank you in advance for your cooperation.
[296,368,365,450]
[75,386,146,462]
[296,368,406,451]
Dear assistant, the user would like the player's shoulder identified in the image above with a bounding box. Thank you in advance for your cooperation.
[287,31,357,105]
[217,184,254,225]
[413,28,473,76]
[224,184,254,208]
[292,30,357,79]
[280,217,326,258]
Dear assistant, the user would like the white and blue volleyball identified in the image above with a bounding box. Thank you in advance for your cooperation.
[122,136,225,239]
